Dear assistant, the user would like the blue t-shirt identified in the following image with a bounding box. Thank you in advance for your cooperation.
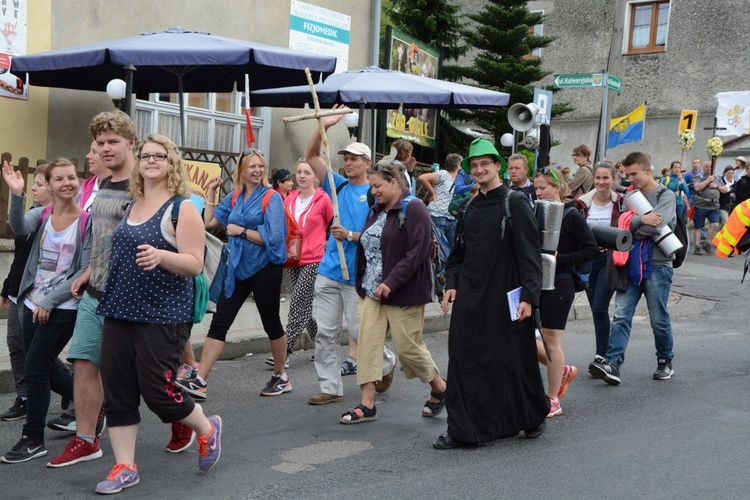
[317,172,371,285]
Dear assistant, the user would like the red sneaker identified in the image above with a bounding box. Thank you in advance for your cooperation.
[166,421,195,453]
[47,436,102,468]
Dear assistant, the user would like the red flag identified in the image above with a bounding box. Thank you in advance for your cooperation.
[244,74,255,146]
[245,107,256,146]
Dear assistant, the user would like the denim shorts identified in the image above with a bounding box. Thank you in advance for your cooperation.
[67,291,105,367]
[692,207,720,229]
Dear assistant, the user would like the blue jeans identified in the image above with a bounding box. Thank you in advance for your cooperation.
[606,264,674,369]
[584,252,613,358]
[21,306,76,441]
[431,216,456,247]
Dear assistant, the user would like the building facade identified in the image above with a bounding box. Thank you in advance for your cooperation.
[462,0,750,171]
[1,0,377,173]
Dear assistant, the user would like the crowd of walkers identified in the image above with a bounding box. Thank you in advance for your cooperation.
[0,105,692,490]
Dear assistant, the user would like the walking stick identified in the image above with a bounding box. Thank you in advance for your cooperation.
[281,68,352,280]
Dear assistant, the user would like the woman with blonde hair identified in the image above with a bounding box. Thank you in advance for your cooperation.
[178,148,288,399]
[533,167,598,418]
[94,134,221,493]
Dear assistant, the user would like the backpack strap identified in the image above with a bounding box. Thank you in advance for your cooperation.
[501,190,521,239]
[39,206,90,243]
[261,189,275,214]
[79,211,90,243]
[230,189,241,208]
[398,195,417,229]
[171,195,187,229]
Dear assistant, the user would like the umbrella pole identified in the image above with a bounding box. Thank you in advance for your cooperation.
[305,68,349,281]
[178,73,186,148]
[357,100,365,143]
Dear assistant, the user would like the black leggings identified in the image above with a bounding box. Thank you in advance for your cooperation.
[207,264,285,342]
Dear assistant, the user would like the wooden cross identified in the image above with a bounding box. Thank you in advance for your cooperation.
[283,68,353,280]
[704,117,728,170]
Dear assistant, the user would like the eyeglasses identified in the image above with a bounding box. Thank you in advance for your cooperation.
[138,153,168,162]
[468,160,496,170]
[541,167,561,184]
[571,153,581,158]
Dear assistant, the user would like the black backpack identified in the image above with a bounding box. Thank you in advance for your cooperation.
[671,217,688,268]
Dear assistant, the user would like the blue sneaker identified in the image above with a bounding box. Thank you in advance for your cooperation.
[197,415,222,472]
[95,463,139,495]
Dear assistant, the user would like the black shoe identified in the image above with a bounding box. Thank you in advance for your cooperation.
[1,398,26,421]
[524,421,546,439]
[590,360,621,385]
[0,436,47,463]
[47,412,76,432]
[653,361,674,380]
[96,408,107,438]
[588,356,607,378]
[432,431,458,450]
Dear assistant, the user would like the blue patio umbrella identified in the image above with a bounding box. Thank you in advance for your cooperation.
[251,66,510,147]
[11,27,337,146]
[251,66,509,109]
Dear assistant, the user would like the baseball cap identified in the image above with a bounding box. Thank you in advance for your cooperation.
[337,142,371,159]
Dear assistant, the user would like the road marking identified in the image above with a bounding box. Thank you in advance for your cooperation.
[272,440,373,474]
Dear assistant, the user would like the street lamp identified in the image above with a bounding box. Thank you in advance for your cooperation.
[106,78,126,110]
[343,111,359,139]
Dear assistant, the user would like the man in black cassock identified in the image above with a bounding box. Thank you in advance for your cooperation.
[433,139,549,449]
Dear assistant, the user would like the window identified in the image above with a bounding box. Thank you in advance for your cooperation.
[628,1,670,54]
[523,10,544,59]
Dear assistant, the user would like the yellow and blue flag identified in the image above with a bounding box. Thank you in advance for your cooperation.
[608,103,646,149]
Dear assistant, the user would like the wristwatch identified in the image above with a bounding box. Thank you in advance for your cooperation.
[346,230,354,242]
[240,228,248,240]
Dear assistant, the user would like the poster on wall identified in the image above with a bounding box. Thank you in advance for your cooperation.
[184,159,221,206]
[0,0,28,100]
[289,0,350,73]
[384,27,441,149]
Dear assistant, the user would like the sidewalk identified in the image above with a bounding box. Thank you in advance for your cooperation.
[0,291,649,394]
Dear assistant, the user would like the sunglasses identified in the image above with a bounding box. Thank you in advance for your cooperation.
[541,167,561,184]
[239,148,264,161]
[375,158,403,172]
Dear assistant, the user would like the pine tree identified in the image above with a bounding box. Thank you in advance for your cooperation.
[453,1,570,149]
[382,0,471,159]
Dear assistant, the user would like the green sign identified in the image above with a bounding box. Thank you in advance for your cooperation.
[553,73,603,88]
[553,73,622,92]
[607,75,622,92]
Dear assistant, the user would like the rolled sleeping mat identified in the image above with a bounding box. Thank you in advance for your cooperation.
[654,224,684,256]
[541,252,556,290]
[534,199,565,252]
[591,225,633,251]
[623,190,652,215]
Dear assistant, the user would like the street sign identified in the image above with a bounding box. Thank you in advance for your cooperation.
[607,75,621,92]
[679,109,698,132]
[553,73,603,88]
[533,88,553,125]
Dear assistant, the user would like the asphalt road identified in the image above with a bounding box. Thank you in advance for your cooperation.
[0,251,748,499]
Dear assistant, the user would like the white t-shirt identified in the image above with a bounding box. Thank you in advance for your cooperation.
[293,194,314,222]
[587,201,613,228]
[25,217,80,311]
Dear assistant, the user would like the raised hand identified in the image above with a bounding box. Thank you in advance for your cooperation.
[322,104,349,129]
[2,160,25,196]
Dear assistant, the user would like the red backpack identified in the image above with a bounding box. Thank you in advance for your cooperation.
[231,189,302,267]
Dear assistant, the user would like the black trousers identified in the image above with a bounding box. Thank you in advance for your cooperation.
[100,318,194,427]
